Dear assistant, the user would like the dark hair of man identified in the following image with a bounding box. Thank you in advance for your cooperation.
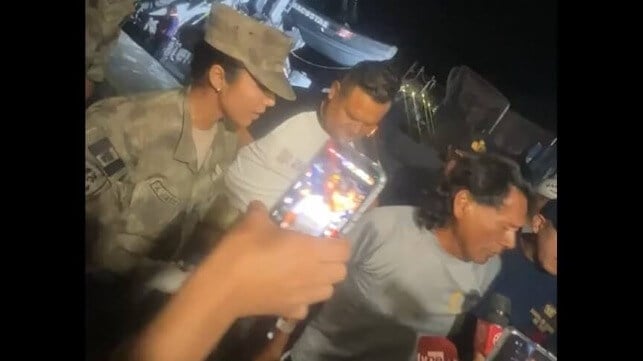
[416,151,533,230]
[339,60,401,103]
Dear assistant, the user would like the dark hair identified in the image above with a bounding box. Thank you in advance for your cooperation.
[540,200,557,229]
[340,60,401,103]
[190,39,244,85]
[416,152,533,230]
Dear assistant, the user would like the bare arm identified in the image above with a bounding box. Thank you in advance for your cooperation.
[115,201,350,361]
[128,248,241,361]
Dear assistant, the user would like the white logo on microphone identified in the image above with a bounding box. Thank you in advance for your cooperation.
[418,351,444,361]
[492,332,502,345]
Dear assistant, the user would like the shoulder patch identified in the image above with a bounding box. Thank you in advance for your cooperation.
[88,137,126,177]
[149,180,180,206]
[86,161,108,197]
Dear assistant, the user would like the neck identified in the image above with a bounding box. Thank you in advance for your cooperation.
[432,226,466,261]
[318,99,329,131]
[188,85,222,130]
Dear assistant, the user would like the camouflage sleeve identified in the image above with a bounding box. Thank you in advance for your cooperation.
[86,103,182,275]
[89,176,183,275]
[85,0,135,83]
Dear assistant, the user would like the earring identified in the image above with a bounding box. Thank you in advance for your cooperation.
[214,87,221,93]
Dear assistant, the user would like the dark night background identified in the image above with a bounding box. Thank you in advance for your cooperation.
[301,0,557,133]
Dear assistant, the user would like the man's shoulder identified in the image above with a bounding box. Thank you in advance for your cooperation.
[249,88,323,139]
[247,107,326,166]
[352,206,424,243]
[361,206,419,228]
[348,206,423,257]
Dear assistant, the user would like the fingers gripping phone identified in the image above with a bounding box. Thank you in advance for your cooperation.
[270,140,387,237]
[486,328,557,361]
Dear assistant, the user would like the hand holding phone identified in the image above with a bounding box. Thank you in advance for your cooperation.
[270,140,387,237]
[486,328,556,361]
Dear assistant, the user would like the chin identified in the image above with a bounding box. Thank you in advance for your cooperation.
[472,257,488,265]
[233,117,254,129]
[544,264,557,276]
[473,253,495,264]
[337,134,355,144]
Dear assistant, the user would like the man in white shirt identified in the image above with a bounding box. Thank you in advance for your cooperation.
[224,60,401,212]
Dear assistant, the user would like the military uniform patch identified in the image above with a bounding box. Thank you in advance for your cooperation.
[86,161,108,197]
[88,137,126,177]
[150,180,180,206]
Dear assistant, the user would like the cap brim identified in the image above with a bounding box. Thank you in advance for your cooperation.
[245,64,296,101]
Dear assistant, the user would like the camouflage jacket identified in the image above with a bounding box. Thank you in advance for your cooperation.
[86,0,135,82]
[86,88,239,274]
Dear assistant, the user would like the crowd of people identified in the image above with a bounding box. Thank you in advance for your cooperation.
[86,2,557,361]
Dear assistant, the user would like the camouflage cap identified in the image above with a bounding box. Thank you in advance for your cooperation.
[204,4,295,101]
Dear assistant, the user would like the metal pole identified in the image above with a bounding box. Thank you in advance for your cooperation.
[488,102,510,135]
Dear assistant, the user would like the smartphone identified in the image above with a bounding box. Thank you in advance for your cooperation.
[270,140,387,237]
[487,328,557,361]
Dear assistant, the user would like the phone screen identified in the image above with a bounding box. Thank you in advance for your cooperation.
[488,329,556,361]
[270,140,385,237]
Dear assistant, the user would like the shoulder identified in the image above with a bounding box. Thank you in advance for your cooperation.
[85,89,184,197]
[249,88,323,139]
[359,206,418,227]
[87,0,135,12]
[347,206,424,262]
[86,89,184,138]
[348,206,418,240]
[267,110,320,139]
[86,0,135,26]
[249,109,324,165]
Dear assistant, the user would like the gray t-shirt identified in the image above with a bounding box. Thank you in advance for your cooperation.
[290,206,501,361]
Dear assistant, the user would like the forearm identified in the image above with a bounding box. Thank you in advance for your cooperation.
[130,250,240,361]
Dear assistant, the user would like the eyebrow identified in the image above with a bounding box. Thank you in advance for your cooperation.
[504,220,525,229]
[346,107,378,126]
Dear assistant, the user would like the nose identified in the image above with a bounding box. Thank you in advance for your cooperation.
[264,91,276,108]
